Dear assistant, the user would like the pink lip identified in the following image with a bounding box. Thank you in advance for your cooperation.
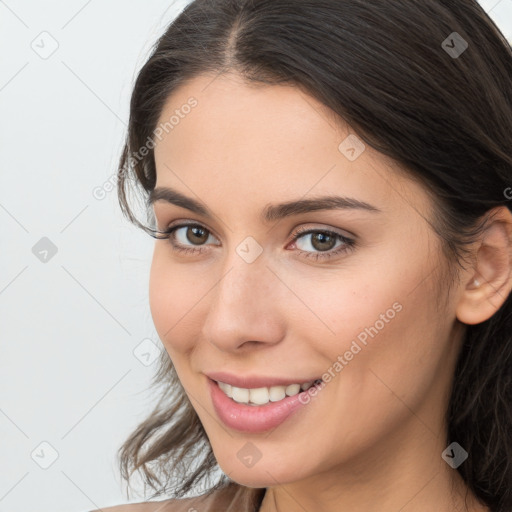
[205,371,320,389]
[207,377,322,433]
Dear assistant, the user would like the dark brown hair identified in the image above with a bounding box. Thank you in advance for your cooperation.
[116,1,512,510]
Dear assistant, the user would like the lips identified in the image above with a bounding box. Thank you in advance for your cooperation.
[204,371,322,389]
[205,371,325,432]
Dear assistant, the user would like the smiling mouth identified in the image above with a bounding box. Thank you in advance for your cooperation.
[214,379,324,406]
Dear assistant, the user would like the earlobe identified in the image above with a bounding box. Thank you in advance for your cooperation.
[456,207,512,326]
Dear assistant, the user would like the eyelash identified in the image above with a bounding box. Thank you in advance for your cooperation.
[154,222,356,262]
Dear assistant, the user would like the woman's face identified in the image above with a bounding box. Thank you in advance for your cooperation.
[149,72,466,487]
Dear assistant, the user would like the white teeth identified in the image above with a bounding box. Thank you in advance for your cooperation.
[217,380,317,405]
[231,386,249,403]
[218,381,233,397]
[249,387,270,405]
[285,384,301,396]
[269,386,286,402]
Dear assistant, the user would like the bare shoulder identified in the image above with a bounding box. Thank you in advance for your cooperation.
[89,495,201,512]
[89,482,263,512]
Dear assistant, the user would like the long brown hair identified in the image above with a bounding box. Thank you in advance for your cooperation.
[116,1,512,510]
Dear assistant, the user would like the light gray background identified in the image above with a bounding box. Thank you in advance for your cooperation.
[1,1,511,511]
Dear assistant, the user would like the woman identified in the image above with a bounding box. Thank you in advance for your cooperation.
[94,0,512,511]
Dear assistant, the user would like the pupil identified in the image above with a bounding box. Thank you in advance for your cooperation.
[312,233,335,251]
[188,226,208,244]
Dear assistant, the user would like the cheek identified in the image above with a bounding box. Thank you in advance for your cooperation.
[321,268,449,432]
[148,247,203,354]
[292,247,444,393]
[284,261,405,355]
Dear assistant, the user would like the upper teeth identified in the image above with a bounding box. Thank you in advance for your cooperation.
[217,380,317,406]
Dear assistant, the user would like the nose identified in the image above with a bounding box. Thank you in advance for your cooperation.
[200,249,286,353]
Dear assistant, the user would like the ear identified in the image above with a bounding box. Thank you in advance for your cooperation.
[456,206,512,326]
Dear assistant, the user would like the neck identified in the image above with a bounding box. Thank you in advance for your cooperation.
[257,418,489,512]
[257,322,489,512]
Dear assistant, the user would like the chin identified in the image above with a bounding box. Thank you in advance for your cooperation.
[215,451,309,488]
[222,467,287,488]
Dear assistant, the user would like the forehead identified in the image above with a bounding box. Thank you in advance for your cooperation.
[152,72,433,224]
[154,72,345,160]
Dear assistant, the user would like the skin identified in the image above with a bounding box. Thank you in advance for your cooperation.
[149,72,512,512]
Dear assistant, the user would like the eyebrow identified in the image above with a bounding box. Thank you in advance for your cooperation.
[148,186,382,223]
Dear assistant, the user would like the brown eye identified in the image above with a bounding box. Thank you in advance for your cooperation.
[185,225,210,245]
[293,229,343,253]
[309,232,337,252]
[157,222,356,262]
[157,223,220,255]
[291,227,356,261]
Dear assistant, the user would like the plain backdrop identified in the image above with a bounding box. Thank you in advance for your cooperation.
[0,1,511,511]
